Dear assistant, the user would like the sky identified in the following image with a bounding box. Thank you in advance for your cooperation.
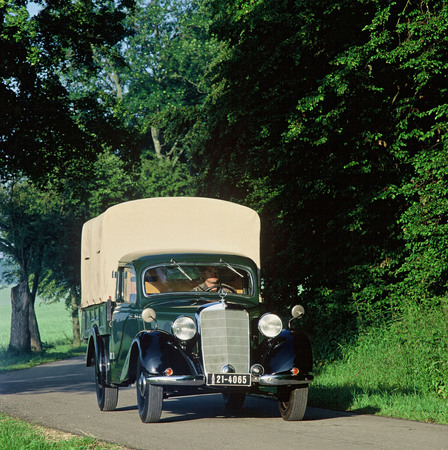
[27,2,42,17]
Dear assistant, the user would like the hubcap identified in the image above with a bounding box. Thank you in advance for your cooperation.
[138,372,147,396]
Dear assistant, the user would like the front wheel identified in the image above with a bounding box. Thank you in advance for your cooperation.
[94,353,118,411]
[278,386,308,421]
[136,363,163,423]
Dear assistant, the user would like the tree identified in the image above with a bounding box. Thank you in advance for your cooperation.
[119,0,218,161]
[0,179,61,352]
[67,0,219,172]
[1,0,135,351]
[0,0,133,182]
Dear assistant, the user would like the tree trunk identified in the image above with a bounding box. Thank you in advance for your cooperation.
[9,281,31,354]
[151,126,164,158]
[29,297,43,352]
[71,287,81,347]
[29,268,43,352]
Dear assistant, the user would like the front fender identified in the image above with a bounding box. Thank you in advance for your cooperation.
[125,330,198,383]
[260,329,312,376]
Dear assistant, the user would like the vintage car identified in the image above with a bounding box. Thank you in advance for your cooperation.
[81,197,313,423]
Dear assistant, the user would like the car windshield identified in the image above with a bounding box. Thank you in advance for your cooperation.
[143,263,253,296]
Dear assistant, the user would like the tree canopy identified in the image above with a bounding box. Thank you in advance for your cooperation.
[0,0,133,180]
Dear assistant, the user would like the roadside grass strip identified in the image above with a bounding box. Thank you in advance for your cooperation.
[0,413,125,449]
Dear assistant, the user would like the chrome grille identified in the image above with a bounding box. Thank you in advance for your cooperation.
[200,305,250,374]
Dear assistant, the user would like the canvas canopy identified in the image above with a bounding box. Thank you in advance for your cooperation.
[81,197,261,308]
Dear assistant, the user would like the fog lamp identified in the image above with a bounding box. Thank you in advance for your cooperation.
[250,364,264,377]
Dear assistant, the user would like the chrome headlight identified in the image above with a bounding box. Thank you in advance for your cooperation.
[172,316,197,341]
[258,313,283,338]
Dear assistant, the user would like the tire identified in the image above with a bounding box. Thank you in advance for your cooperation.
[278,386,308,421]
[222,391,246,410]
[94,353,118,412]
[136,362,163,423]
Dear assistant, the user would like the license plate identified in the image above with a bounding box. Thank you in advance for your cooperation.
[207,373,251,386]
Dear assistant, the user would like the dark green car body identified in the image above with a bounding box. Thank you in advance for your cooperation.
[82,252,313,421]
[81,198,312,422]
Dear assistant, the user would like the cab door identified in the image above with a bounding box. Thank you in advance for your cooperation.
[110,265,142,383]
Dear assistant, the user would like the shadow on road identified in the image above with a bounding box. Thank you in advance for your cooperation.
[0,356,363,423]
[160,394,281,422]
[310,384,382,417]
[117,391,358,423]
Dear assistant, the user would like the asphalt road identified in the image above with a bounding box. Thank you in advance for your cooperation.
[0,357,447,449]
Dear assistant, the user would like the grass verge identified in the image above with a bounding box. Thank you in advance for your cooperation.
[0,341,86,373]
[0,412,125,449]
[309,306,448,425]
[309,376,448,424]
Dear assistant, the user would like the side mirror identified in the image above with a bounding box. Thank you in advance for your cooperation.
[288,304,305,329]
[291,304,305,319]
[142,308,158,329]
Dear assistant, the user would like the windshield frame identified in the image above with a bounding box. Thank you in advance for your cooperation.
[141,261,255,298]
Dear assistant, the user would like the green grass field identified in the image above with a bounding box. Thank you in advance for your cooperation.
[0,287,72,349]
[0,287,83,372]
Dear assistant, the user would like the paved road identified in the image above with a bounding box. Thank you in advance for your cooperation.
[0,357,447,449]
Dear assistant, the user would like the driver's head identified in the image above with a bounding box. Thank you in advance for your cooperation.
[202,266,219,286]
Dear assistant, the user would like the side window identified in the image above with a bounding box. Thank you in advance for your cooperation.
[123,267,137,304]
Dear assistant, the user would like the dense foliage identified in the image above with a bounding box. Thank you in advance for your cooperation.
[0,0,134,181]
[191,0,448,398]
[193,0,447,313]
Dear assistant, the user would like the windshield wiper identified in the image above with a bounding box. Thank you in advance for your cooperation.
[220,258,244,278]
[170,259,192,281]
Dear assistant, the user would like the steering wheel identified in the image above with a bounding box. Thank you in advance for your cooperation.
[204,283,237,293]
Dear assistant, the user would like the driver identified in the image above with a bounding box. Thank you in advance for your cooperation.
[192,266,233,292]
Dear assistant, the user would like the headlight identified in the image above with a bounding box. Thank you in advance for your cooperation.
[172,316,197,341]
[258,313,283,338]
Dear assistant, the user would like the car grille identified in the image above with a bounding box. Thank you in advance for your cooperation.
[200,305,250,374]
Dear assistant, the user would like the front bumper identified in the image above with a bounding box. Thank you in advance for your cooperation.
[259,374,313,386]
[145,373,313,387]
[147,375,205,386]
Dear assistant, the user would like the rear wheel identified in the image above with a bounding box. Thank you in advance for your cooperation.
[136,363,163,423]
[278,386,308,421]
[222,391,246,410]
[94,352,118,411]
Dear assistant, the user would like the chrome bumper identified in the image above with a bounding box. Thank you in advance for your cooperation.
[146,375,206,386]
[258,374,313,386]
[145,373,313,387]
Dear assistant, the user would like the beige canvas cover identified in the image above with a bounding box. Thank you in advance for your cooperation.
[81,197,261,308]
